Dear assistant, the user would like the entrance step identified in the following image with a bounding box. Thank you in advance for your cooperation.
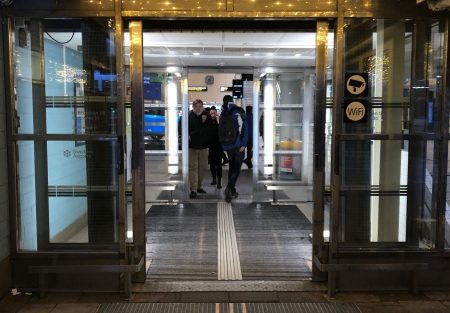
[132,280,326,293]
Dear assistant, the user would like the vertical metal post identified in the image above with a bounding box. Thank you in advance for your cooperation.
[436,19,449,251]
[407,21,429,246]
[114,0,129,292]
[181,70,189,197]
[252,76,260,195]
[30,19,49,249]
[3,16,19,255]
[312,20,328,282]
[129,21,146,282]
[329,10,345,297]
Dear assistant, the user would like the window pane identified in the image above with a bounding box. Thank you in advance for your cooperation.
[17,141,37,251]
[48,141,119,244]
[14,18,118,135]
[339,139,436,247]
[343,19,414,135]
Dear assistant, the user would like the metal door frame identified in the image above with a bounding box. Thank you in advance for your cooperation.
[128,21,331,283]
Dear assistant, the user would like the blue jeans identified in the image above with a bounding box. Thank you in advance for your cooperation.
[226,147,245,190]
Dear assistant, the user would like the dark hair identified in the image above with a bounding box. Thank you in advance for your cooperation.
[223,95,233,105]
[245,105,253,113]
[192,99,204,107]
[210,105,217,111]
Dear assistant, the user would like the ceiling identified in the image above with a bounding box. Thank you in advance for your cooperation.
[44,31,334,68]
[124,31,334,68]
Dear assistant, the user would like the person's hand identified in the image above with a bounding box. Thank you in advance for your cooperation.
[239,146,245,152]
[201,115,207,123]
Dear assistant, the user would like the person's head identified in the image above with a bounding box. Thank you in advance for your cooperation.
[246,105,253,114]
[209,106,217,119]
[223,95,233,106]
[192,99,204,115]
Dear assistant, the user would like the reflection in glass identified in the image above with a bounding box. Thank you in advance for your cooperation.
[17,141,37,251]
[339,139,436,247]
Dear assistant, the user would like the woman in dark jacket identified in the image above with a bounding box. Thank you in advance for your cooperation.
[208,106,223,189]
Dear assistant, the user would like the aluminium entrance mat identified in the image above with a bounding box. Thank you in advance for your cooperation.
[96,303,361,313]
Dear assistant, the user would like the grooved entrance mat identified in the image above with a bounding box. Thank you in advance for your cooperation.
[97,303,361,313]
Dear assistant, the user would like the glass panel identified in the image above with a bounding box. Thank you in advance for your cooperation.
[14,18,118,135]
[45,19,117,135]
[343,19,414,135]
[339,139,436,247]
[14,22,35,134]
[17,141,37,251]
[446,142,450,249]
[47,140,119,244]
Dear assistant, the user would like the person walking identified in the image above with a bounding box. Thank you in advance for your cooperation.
[219,95,248,203]
[208,106,223,189]
[188,99,210,199]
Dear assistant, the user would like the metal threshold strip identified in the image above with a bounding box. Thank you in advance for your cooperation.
[97,303,361,313]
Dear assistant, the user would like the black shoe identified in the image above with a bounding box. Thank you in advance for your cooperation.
[190,191,197,199]
[244,159,253,169]
[197,188,206,194]
[225,187,232,203]
[222,160,229,165]
[232,191,239,198]
[217,180,222,189]
[211,179,217,185]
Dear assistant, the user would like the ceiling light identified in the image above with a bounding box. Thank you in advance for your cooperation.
[267,53,274,56]
[193,52,200,56]
[295,53,302,57]
[244,53,251,57]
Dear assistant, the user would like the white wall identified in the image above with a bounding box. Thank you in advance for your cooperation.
[187,73,235,105]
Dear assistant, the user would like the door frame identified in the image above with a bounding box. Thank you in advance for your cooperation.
[128,20,331,282]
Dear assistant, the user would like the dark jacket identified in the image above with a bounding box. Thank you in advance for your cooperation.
[220,103,248,151]
[188,110,210,149]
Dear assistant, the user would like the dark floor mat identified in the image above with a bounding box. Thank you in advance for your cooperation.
[146,203,218,281]
[232,202,313,280]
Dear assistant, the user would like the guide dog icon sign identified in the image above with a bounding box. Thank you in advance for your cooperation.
[345,73,368,97]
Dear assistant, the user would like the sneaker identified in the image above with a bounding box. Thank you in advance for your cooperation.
[189,191,197,199]
[224,187,232,203]
[231,188,238,198]
[210,179,217,185]
[197,188,207,194]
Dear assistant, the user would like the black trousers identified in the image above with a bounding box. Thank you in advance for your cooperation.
[209,147,222,181]
[226,147,245,190]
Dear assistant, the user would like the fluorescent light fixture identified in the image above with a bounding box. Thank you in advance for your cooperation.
[166,66,178,73]
[295,53,302,57]
[167,76,179,174]
[174,72,182,78]
[244,53,251,56]
[193,52,200,56]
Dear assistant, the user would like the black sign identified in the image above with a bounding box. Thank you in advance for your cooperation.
[344,73,369,98]
[344,100,368,123]
[232,79,243,99]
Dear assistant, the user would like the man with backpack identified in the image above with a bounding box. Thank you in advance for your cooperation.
[219,95,248,203]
